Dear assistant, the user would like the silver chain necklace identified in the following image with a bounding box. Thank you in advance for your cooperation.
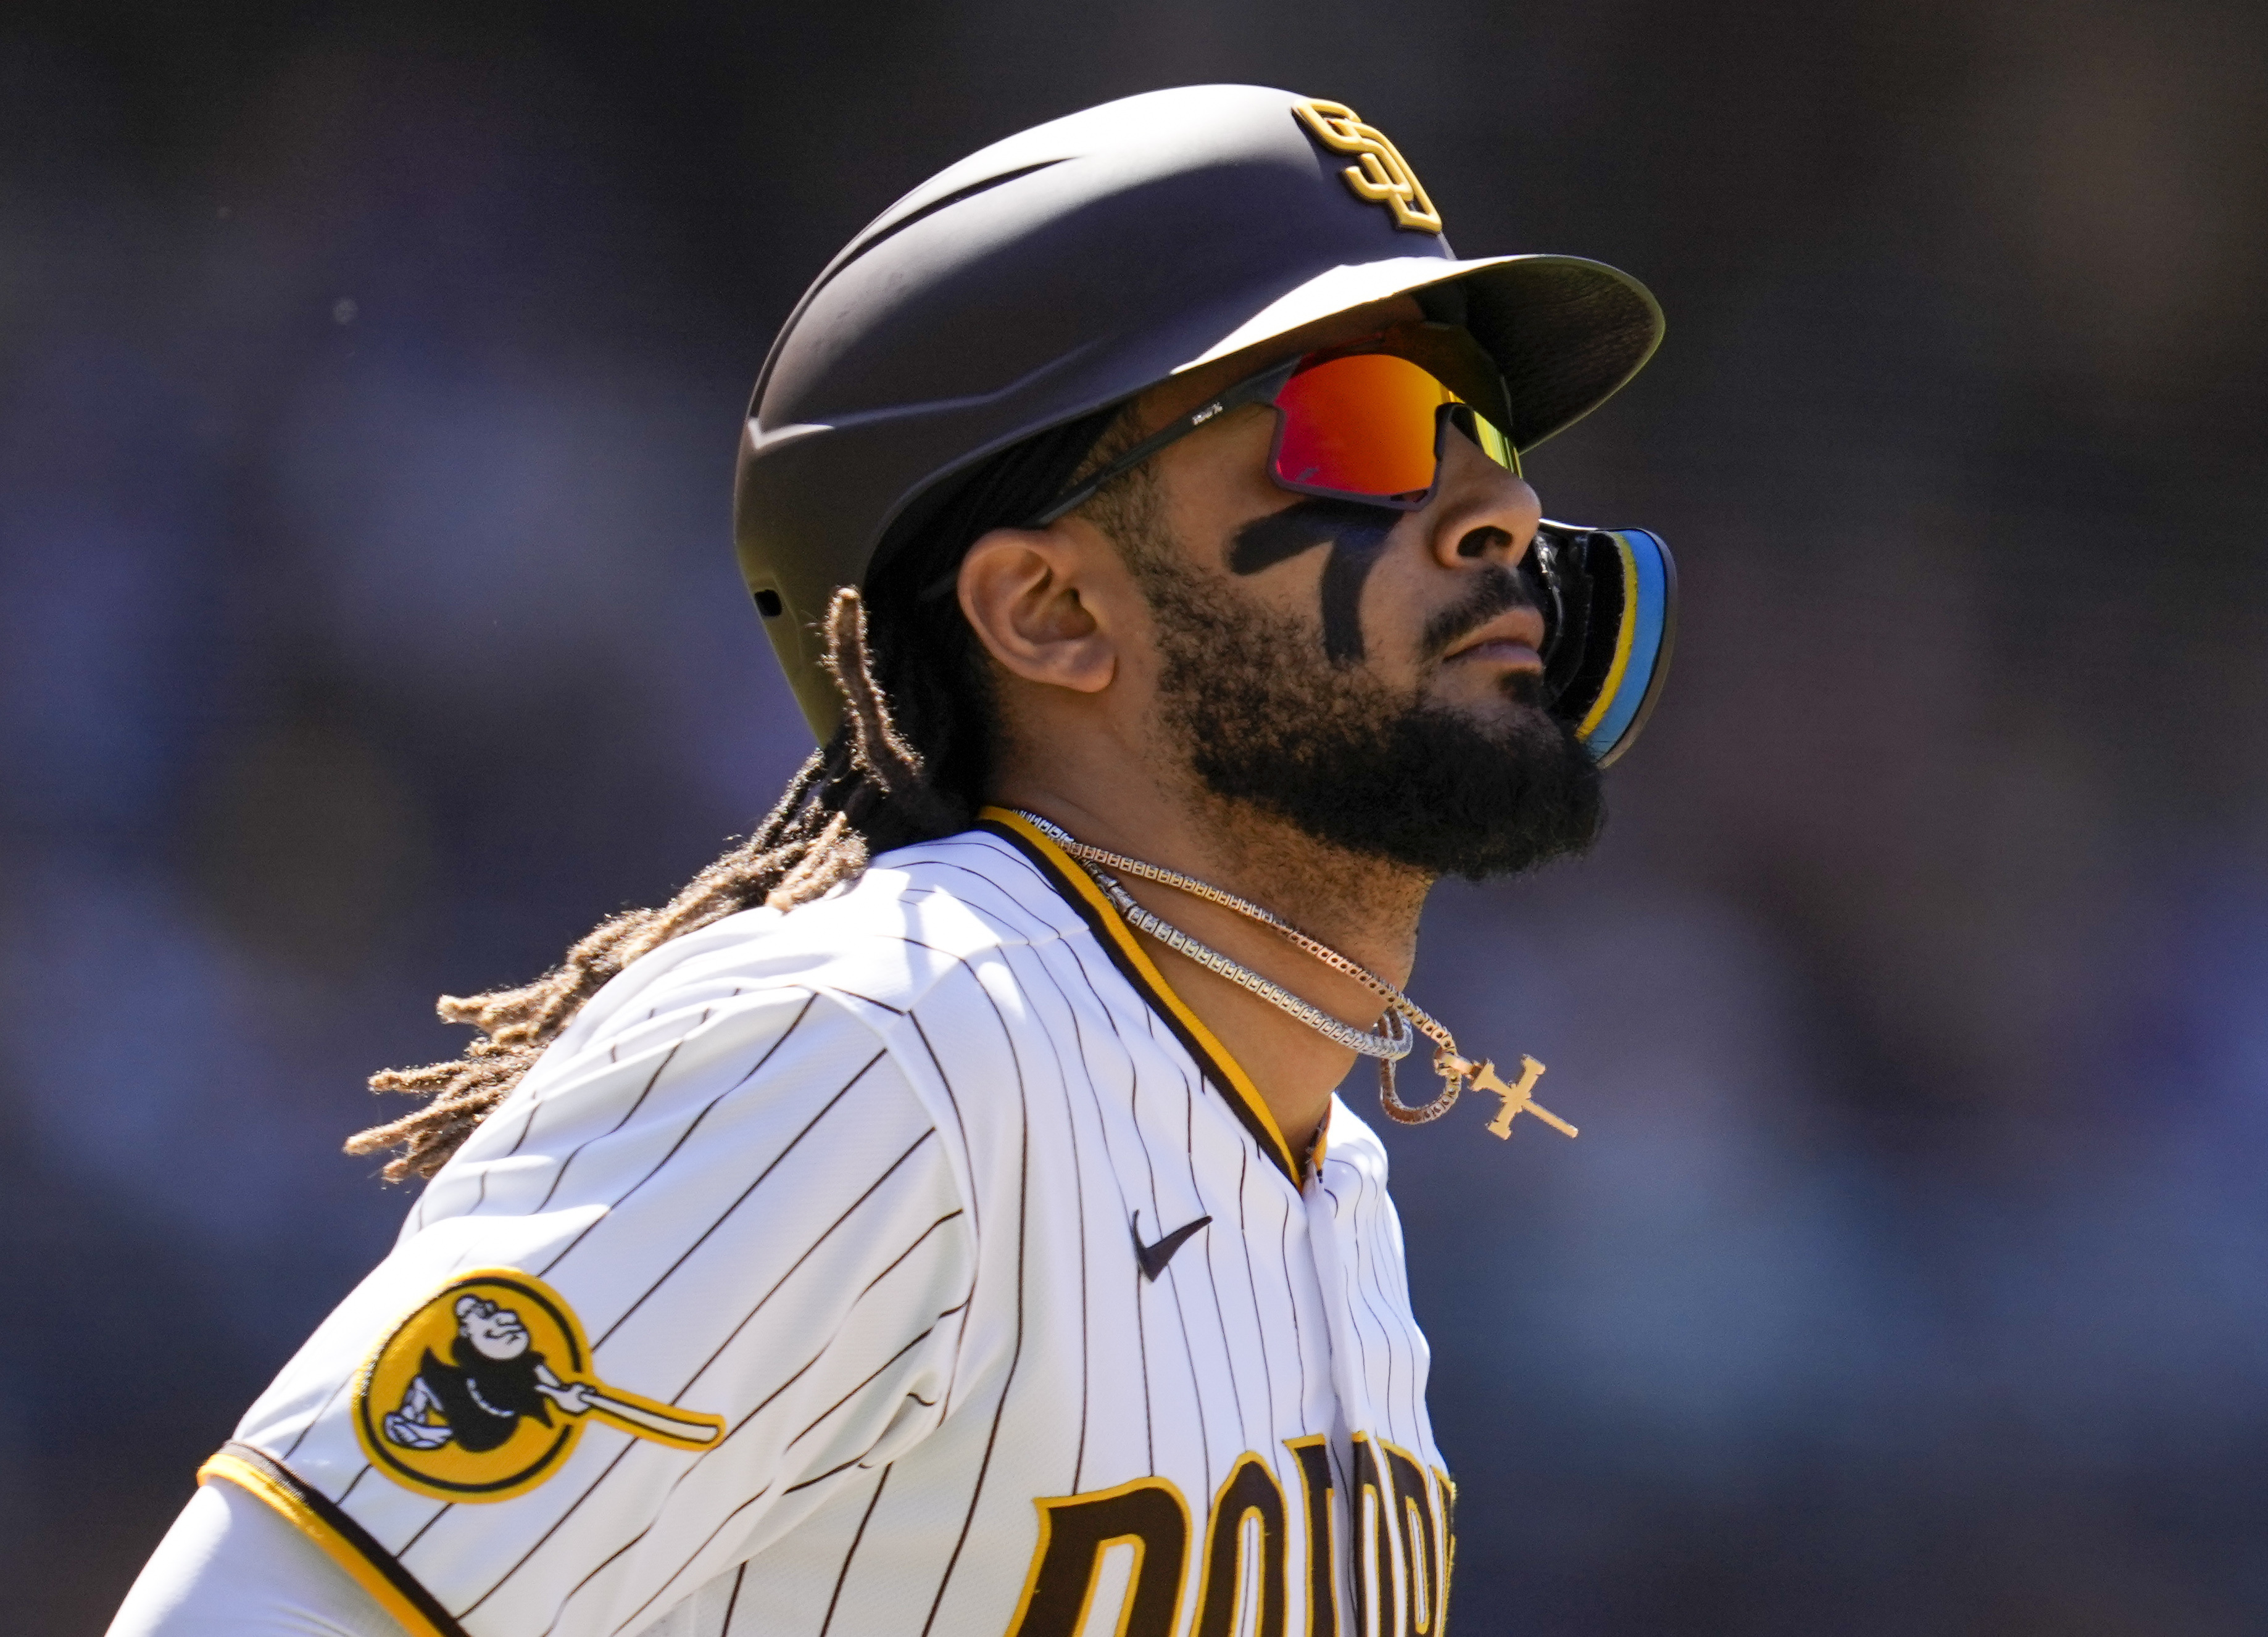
[1016,810,1577,1139]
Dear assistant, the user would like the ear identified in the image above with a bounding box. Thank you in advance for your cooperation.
[957,521,1123,695]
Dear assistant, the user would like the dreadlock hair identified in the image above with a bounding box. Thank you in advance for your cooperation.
[347,401,1135,1182]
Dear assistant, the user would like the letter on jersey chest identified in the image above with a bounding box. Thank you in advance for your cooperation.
[1005,1435,1454,1637]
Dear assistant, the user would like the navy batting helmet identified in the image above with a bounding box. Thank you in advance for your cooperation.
[734,84,1670,758]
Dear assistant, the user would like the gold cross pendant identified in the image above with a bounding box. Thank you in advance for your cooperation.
[1470,1056,1577,1140]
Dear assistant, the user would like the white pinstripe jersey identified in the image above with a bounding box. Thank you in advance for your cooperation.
[211,810,1455,1637]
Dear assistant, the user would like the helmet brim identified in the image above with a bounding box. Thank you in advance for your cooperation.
[1176,252,1663,453]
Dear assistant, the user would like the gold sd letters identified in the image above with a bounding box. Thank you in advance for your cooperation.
[1290,100,1445,234]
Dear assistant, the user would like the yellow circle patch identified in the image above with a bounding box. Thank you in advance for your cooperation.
[352,1268,723,1503]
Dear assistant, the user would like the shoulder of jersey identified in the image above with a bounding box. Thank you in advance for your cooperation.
[560,826,1086,1045]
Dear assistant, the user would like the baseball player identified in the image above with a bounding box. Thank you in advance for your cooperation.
[111,85,1670,1637]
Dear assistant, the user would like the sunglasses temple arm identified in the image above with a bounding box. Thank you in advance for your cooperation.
[1023,360,1299,528]
[1498,369,1522,478]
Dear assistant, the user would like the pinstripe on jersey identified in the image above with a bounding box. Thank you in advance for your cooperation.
[214,811,1453,1637]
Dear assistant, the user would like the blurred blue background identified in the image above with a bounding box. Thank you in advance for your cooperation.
[4,2,2265,1631]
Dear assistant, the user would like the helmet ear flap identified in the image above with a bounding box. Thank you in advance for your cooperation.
[1532,523,1677,766]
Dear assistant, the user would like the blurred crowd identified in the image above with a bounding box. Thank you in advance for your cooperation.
[3,2,2264,1631]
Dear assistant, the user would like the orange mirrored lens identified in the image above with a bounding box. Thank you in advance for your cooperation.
[1271,352,1451,501]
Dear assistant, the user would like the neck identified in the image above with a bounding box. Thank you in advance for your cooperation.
[992,767,1432,1158]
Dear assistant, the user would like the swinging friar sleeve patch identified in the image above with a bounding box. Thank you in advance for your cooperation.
[354,1270,725,1503]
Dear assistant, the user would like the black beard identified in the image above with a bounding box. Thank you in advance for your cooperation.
[1135,561,1605,880]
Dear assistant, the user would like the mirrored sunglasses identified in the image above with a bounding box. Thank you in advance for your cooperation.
[1027,336,1519,528]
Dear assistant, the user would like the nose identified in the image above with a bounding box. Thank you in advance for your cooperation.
[1426,430,1542,573]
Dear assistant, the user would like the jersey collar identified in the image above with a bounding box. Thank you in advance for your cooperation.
[974,807,1322,1186]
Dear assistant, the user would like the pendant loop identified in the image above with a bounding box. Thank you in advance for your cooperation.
[1376,1043,1463,1125]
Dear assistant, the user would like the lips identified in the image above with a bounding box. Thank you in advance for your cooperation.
[1443,605,1547,666]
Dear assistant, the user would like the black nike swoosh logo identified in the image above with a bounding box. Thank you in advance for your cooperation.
[1132,1212,1213,1282]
